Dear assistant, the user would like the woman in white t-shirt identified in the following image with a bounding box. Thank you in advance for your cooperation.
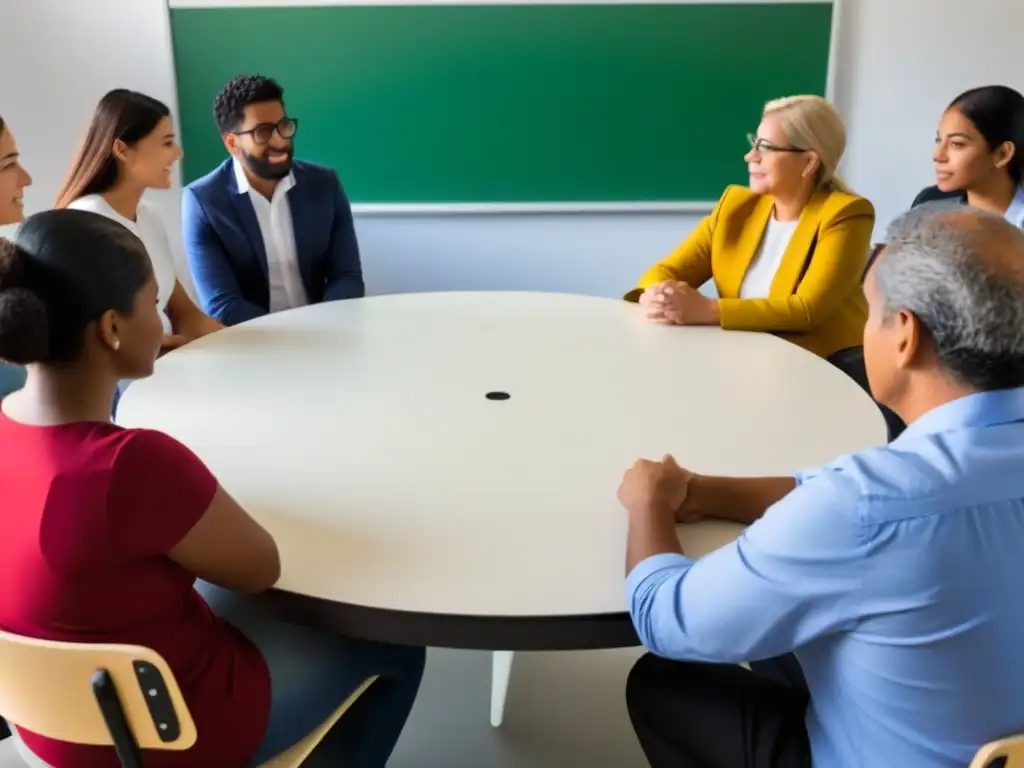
[56,90,221,353]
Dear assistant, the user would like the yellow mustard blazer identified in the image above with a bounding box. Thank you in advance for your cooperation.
[627,185,875,359]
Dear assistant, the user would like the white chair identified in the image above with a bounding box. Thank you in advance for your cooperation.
[0,628,376,767]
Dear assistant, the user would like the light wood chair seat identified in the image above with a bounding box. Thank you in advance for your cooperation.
[970,735,1024,768]
[0,628,376,767]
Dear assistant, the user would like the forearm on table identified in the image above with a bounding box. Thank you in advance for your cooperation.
[683,474,796,524]
[626,506,683,574]
[171,297,221,337]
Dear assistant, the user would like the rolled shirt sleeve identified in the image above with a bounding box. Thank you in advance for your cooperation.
[626,468,868,662]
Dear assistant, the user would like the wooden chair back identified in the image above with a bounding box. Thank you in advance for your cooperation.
[0,628,196,767]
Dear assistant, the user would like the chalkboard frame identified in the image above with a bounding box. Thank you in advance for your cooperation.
[166,0,843,215]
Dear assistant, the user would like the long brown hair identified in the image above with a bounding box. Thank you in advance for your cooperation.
[54,90,171,209]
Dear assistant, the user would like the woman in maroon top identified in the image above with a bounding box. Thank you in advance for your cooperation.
[0,210,425,767]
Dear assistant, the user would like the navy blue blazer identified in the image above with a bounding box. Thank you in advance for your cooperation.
[182,159,365,326]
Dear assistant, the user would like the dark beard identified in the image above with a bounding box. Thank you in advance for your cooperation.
[242,147,293,180]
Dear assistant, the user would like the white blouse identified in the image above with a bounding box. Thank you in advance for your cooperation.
[739,216,799,300]
[67,195,177,334]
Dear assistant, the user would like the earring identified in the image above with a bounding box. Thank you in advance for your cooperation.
[112,339,121,351]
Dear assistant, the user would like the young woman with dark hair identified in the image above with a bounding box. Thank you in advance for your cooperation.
[0,209,425,766]
[914,85,1024,228]
[57,89,223,353]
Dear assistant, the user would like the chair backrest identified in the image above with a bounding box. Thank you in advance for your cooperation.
[971,736,1024,767]
[0,363,27,400]
[0,628,196,753]
[826,345,907,441]
[827,345,871,393]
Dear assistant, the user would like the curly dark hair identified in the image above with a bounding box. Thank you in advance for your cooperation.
[213,74,286,135]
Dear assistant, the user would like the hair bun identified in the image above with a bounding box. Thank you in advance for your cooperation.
[0,237,25,291]
[0,239,49,365]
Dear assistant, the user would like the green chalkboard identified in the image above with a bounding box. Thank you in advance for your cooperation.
[170,3,833,205]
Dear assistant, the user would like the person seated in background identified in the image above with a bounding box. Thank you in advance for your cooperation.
[914,85,1024,228]
[626,95,874,360]
[56,89,222,355]
[618,205,1024,768]
[0,113,32,400]
[0,210,424,767]
[183,74,364,326]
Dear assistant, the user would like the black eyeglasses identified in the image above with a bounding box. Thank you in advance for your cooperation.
[234,118,298,145]
[747,133,807,154]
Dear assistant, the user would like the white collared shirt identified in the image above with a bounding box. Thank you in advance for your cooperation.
[1005,185,1024,231]
[233,159,308,313]
[739,216,799,299]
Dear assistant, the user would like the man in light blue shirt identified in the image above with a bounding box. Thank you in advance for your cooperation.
[619,205,1024,768]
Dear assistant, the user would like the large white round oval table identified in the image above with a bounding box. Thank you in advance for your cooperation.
[117,291,887,727]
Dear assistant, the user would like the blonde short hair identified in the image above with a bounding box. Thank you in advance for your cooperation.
[763,95,849,192]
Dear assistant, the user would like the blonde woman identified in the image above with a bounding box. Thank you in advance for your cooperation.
[627,95,874,359]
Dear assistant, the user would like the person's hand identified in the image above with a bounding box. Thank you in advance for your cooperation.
[159,333,189,356]
[638,281,681,324]
[646,281,719,325]
[639,280,673,307]
[180,315,224,341]
[192,316,225,339]
[618,454,694,520]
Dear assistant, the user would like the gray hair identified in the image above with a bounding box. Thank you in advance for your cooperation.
[875,203,1024,390]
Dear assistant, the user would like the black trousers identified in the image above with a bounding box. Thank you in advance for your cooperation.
[626,653,811,768]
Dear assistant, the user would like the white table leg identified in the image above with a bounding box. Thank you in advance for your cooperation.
[490,650,514,727]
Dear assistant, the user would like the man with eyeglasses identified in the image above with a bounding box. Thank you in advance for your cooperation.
[182,74,364,326]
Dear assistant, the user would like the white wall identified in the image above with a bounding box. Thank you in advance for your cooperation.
[0,0,185,273]
[1,0,1022,298]
[835,0,1024,237]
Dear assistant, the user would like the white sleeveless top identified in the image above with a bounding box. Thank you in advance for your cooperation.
[67,195,176,334]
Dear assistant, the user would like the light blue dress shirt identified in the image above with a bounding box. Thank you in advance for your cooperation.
[627,387,1024,767]
[1005,185,1024,230]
